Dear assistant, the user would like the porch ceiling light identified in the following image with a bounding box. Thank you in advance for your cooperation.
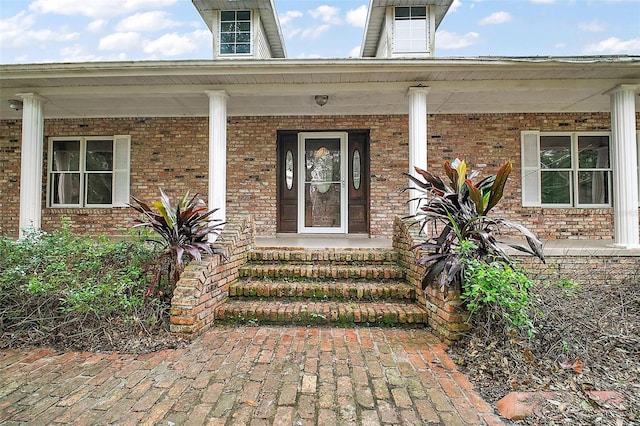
[314,95,328,107]
[8,99,23,111]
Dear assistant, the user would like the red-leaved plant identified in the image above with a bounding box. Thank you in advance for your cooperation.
[405,159,545,291]
[129,189,224,297]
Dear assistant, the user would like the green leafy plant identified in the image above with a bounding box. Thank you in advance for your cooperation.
[129,189,224,296]
[0,222,163,349]
[405,159,545,335]
[460,250,536,336]
[405,158,545,291]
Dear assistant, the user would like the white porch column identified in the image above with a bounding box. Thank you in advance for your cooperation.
[18,93,46,238]
[206,90,228,230]
[608,84,639,248]
[408,86,430,215]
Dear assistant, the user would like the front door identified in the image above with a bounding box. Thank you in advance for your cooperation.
[299,132,347,233]
[277,130,369,234]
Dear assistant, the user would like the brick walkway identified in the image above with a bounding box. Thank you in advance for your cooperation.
[0,326,504,425]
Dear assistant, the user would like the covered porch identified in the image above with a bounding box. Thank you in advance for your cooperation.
[1,57,639,247]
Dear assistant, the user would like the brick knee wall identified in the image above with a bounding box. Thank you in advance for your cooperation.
[170,215,255,338]
[519,254,639,286]
[393,216,640,344]
[393,217,470,344]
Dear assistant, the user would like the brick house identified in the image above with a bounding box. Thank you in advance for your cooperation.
[2,0,640,248]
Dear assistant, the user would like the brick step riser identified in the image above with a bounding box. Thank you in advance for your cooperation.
[239,267,405,281]
[247,251,398,265]
[215,302,428,326]
[229,282,416,301]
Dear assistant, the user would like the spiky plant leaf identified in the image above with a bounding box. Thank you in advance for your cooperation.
[129,190,225,296]
[406,158,544,293]
[485,161,512,214]
[465,178,484,215]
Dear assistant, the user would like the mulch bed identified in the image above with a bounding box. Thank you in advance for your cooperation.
[0,303,188,354]
[448,278,640,425]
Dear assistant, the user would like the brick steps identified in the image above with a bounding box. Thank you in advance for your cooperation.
[230,280,416,301]
[215,300,428,326]
[247,248,398,264]
[215,247,428,327]
[238,264,405,280]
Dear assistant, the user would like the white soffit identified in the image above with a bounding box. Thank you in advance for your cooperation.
[0,57,639,118]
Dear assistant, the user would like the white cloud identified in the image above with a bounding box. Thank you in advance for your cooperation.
[583,37,640,54]
[346,5,367,28]
[531,0,554,3]
[279,11,303,26]
[295,52,322,59]
[29,0,179,19]
[348,45,361,57]
[59,44,128,62]
[436,30,481,49]
[578,21,606,33]
[300,24,331,40]
[95,28,209,59]
[98,32,142,51]
[0,10,36,31]
[449,0,463,13]
[143,29,209,57]
[0,11,79,49]
[479,11,512,25]
[116,11,179,32]
[87,19,107,32]
[309,5,341,24]
[285,27,301,40]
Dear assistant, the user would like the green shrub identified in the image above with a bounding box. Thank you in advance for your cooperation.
[0,223,159,333]
[460,253,536,337]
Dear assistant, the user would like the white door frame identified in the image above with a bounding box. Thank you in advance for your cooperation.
[297,131,348,234]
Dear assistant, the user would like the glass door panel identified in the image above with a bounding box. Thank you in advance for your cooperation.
[299,133,347,233]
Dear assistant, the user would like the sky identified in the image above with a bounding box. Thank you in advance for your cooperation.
[0,0,639,64]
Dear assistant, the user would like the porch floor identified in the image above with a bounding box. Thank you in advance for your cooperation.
[255,235,393,249]
[255,235,640,256]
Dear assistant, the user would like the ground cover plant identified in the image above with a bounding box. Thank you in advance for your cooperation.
[0,191,223,353]
[406,159,639,424]
[0,221,185,353]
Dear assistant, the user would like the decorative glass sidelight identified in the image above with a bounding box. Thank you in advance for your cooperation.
[353,149,361,190]
[285,150,294,190]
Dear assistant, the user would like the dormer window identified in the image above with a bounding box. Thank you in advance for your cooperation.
[220,10,251,55]
[394,6,427,53]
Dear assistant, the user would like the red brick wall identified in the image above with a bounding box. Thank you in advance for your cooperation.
[1,113,638,241]
[1,117,210,237]
[426,112,623,240]
[0,120,22,235]
[226,115,409,238]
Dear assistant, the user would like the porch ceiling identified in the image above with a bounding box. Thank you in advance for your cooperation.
[1,57,639,119]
